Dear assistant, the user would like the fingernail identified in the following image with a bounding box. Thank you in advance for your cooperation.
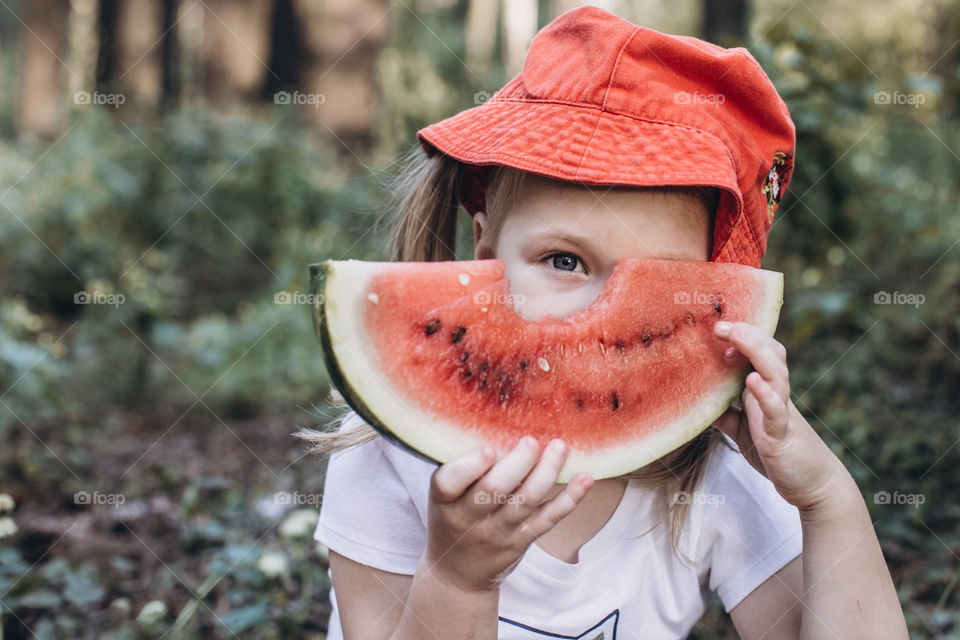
[482,446,495,459]
[522,436,538,449]
[550,439,566,454]
[579,474,594,489]
[715,321,731,337]
[724,346,737,359]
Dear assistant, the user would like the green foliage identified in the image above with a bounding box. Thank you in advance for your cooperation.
[0,106,383,438]
[0,106,374,638]
[0,501,330,639]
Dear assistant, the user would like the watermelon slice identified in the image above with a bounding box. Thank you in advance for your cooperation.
[310,258,783,482]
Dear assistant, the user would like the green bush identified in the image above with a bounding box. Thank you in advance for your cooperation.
[0,107,384,441]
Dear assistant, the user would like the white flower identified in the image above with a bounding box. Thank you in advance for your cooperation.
[136,600,168,628]
[257,550,289,578]
[279,508,319,539]
[110,598,131,616]
[0,517,17,538]
[0,493,15,513]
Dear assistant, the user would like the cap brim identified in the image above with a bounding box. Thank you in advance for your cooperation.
[417,100,742,203]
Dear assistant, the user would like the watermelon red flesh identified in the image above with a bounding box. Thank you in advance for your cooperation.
[317,258,783,482]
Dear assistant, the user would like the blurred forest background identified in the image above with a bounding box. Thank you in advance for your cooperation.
[0,0,958,638]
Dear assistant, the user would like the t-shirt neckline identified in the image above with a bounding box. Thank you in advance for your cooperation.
[524,480,641,579]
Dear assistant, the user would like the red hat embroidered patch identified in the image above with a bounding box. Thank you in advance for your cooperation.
[762,151,792,221]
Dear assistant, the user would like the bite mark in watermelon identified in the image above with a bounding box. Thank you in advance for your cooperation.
[311,258,783,482]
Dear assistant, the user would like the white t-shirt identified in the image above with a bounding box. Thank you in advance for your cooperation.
[314,412,802,639]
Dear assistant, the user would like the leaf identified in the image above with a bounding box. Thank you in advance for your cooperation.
[38,557,71,582]
[217,601,269,633]
[16,589,62,609]
[63,572,105,607]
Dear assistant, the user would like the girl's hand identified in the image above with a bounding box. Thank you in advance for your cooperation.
[423,437,594,593]
[711,321,856,512]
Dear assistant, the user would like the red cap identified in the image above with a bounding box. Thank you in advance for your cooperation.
[416,6,795,268]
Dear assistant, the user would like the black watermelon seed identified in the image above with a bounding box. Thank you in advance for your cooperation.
[460,351,470,362]
[497,372,507,385]
[641,329,653,346]
[479,362,489,372]
[463,369,472,378]
[425,319,441,335]
[611,392,620,411]
[614,339,626,352]
[479,380,488,390]
[451,327,466,344]
[499,390,509,402]
[575,396,585,410]
[714,302,722,315]
[519,359,528,370]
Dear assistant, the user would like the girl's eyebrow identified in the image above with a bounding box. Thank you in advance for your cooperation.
[530,229,600,255]
[531,230,697,261]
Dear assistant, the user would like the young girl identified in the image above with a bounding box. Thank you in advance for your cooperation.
[304,7,907,639]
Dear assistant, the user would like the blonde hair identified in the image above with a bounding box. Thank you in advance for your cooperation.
[298,147,733,562]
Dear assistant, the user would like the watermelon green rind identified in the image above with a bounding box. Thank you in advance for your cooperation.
[313,259,783,483]
[310,262,444,466]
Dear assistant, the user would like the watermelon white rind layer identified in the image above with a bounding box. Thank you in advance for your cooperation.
[312,260,494,465]
[309,261,472,466]
[312,259,783,483]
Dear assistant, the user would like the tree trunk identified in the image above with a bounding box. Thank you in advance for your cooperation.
[701,0,748,46]
[201,0,274,103]
[176,0,205,104]
[114,0,165,107]
[160,0,181,106]
[17,0,71,139]
[465,0,499,77]
[924,0,960,118]
[501,0,537,77]
[292,0,388,147]
[262,0,302,100]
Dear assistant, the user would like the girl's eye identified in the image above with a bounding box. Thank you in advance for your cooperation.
[548,253,585,273]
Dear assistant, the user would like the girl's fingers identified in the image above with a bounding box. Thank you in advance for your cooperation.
[745,372,790,439]
[721,345,749,368]
[715,322,789,398]
[430,445,497,502]
[498,438,570,524]
[735,388,774,478]
[470,436,542,514]
[520,474,593,541]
